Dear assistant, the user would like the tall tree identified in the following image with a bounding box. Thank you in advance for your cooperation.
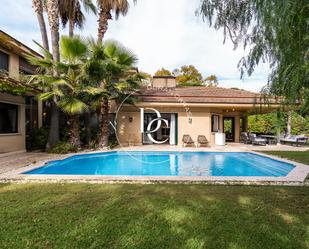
[59,0,97,37]
[175,65,203,84]
[84,40,139,148]
[32,0,49,50]
[56,36,90,147]
[45,0,61,149]
[58,0,96,145]
[204,74,218,87]
[154,68,172,77]
[96,0,136,41]
[26,36,96,148]
[198,0,309,113]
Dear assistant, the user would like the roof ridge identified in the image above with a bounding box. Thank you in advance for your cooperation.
[175,85,259,94]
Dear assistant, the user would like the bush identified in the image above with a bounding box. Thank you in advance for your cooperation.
[108,135,119,149]
[48,142,78,154]
[27,127,48,151]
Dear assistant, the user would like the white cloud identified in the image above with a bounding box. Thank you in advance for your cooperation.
[0,0,270,92]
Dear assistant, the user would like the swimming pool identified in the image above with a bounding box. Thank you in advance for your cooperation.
[24,151,294,177]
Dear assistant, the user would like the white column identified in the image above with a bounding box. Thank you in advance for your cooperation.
[287,110,292,136]
[169,114,176,145]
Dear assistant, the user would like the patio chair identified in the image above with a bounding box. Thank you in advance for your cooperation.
[197,135,209,147]
[182,135,195,147]
[249,134,267,146]
[240,132,251,144]
[280,135,308,146]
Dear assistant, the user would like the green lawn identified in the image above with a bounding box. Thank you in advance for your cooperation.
[258,150,309,165]
[0,183,308,249]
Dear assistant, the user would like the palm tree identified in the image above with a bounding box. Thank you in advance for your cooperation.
[26,36,97,148]
[96,0,136,41]
[84,39,139,148]
[57,1,97,145]
[56,36,91,147]
[32,0,49,50]
[59,0,97,37]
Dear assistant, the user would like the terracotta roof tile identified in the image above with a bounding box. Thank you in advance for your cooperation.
[136,86,277,104]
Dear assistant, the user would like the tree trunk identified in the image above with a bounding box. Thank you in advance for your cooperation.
[46,101,59,150]
[50,29,60,63]
[69,1,76,37]
[32,0,49,50]
[69,18,74,37]
[36,12,49,51]
[47,0,60,62]
[97,6,111,41]
[46,0,60,147]
[84,111,92,146]
[98,97,110,148]
[69,115,81,148]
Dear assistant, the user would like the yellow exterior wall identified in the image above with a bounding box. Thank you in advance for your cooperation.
[0,93,26,153]
[177,108,211,145]
[115,104,244,146]
[0,47,42,152]
[117,110,142,146]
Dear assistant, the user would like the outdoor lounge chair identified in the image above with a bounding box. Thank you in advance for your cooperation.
[197,135,209,147]
[240,132,251,144]
[280,135,308,146]
[182,135,195,147]
[249,134,267,146]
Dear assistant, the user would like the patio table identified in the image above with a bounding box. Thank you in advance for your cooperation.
[260,135,277,144]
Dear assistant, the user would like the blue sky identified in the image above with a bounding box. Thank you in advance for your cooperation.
[0,0,270,92]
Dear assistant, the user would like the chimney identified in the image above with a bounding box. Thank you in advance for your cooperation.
[152,75,176,88]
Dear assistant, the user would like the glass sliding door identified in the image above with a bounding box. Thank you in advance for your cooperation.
[223,117,235,142]
[142,113,177,145]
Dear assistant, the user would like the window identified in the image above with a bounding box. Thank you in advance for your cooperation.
[25,96,38,134]
[19,57,37,74]
[0,102,18,133]
[0,51,9,72]
[211,114,220,132]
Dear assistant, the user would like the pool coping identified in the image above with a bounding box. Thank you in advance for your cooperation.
[0,150,308,185]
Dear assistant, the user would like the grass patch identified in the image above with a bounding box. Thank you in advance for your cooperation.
[0,183,308,249]
[258,151,309,165]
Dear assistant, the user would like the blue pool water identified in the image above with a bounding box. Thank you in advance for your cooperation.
[24,151,294,177]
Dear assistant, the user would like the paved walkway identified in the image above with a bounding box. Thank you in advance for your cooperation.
[0,152,64,174]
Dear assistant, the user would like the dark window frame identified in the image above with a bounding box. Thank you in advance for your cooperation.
[0,51,9,72]
[211,114,220,132]
[0,102,18,134]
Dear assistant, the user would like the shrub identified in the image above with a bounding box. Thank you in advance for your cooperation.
[48,142,78,154]
[27,127,48,151]
[88,140,98,150]
[108,135,119,149]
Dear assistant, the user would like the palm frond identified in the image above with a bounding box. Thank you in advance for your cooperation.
[82,0,97,14]
[60,35,87,62]
[58,96,88,114]
[82,86,107,95]
[38,91,56,101]
[32,40,53,60]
